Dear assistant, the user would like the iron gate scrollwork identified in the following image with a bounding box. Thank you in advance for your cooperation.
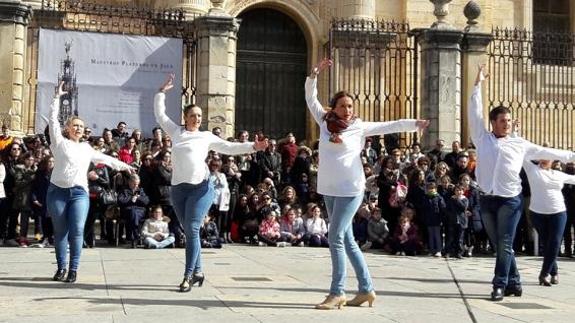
[487,27,575,149]
[328,19,419,149]
[24,0,201,134]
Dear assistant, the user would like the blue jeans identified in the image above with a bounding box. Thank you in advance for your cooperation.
[480,194,523,289]
[46,184,90,271]
[324,195,374,296]
[531,211,567,277]
[171,180,214,277]
[143,236,176,249]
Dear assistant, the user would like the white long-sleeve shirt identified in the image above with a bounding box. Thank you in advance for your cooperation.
[48,98,131,192]
[154,93,256,185]
[468,85,575,197]
[305,217,327,235]
[305,77,419,197]
[522,160,575,214]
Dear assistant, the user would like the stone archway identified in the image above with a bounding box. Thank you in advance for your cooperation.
[234,7,309,140]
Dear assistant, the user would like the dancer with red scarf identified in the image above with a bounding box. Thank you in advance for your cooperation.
[305,58,429,309]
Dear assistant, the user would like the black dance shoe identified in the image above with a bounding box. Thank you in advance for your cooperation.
[504,285,522,296]
[65,270,77,283]
[53,268,67,281]
[191,273,205,287]
[179,276,191,292]
[491,287,504,301]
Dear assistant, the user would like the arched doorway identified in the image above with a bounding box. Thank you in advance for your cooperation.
[235,8,308,141]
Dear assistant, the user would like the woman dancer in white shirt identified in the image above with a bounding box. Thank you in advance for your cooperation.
[155,74,268,292]
[522,158,573,286]
[306,59,429,309]
[48,82,133,283]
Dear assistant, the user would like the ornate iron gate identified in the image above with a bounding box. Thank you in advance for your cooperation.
[235,8,308,141]
[328,19,419,148]
[487,27,575,149]
[24,0,200,134]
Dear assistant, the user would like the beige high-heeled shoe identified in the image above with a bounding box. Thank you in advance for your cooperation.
[315,294,347,310]
[346,290,376,307]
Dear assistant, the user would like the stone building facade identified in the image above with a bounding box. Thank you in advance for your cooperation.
[0,0,573,148]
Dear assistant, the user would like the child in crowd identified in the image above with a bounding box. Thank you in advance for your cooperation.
[279,207,305,246]
[446,184,469,259]
[201,213,223,249]
[304,203,329,247]
[421,182,446,257]
[364,207,389,250]
[353,205,370,247]
[141,206,175,249]
[258,207,283,246]
[392,207,421,256]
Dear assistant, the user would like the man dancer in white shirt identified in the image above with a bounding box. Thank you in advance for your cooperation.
[469,65,575,301]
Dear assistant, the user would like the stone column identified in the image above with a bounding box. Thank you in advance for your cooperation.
[169,0,210,16]
[195,4,239,137]
[416,0,462,149]
[0,0,32,134]
[461,1,492,147]
[338,0,375,20]
[522,0,533,31]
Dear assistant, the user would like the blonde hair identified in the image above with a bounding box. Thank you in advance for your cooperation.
[65,116,83,127]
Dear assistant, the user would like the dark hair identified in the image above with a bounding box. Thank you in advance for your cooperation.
[183,104,199,118]
[425,182,437,190]
[453,184,465,191]
[329,91,354,108]
[489,106,511,121]
[117,121,127,127]
[260,206,273,217]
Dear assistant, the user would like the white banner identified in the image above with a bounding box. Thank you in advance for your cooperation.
[36,29,183,137]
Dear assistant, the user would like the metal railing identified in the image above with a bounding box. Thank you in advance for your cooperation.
[487,27,575,149]
[328,18,419,148]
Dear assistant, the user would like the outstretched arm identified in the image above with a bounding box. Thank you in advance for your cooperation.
[362,119,429,137]
[524,141,575,163]
[304,58,332,125]
[209,134,268,156]
[468,65,490,142]
[154,74,181,137]
[91,150,133,172]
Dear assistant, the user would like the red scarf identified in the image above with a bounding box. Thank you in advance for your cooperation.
[323,111,355,143]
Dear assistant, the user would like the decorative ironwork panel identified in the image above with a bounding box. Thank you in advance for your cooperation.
[235,8,308,141]
[24,0,200,134]
[329,19,419,148]
[487,27,575,149]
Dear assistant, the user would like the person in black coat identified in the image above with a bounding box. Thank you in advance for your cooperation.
[257,139,282,186]
[153,150,184,245]
[85,162,112,247]
[30,156,54,246]
[118,174,150,248]
[421,182,446,256]
[446,184,469,258]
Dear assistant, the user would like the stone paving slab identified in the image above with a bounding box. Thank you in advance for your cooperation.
[0,245,574,323]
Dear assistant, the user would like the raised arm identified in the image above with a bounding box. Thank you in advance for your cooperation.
[304,58,332,125]
[48,82,67,146]
[468,65,490,142]
[153,74,181,137]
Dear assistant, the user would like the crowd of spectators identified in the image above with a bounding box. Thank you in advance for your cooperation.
[1,122,574,259]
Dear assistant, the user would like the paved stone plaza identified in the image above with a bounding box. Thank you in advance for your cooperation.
[0,245,574,323]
